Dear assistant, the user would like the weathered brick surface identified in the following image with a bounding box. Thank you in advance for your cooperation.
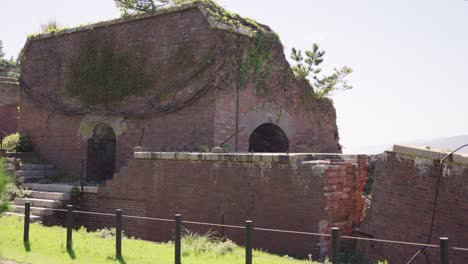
[0,80,18,135]
[358,151,468,263]
[79,153,366,257]
[19,5,340,177]
[0,105,17,135]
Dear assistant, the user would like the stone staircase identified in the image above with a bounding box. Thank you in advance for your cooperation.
[2,152,69,222]
[5,183,71,222]
[4,152,58,183]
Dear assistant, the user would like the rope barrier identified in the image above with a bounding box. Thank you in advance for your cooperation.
[41,207,468,252]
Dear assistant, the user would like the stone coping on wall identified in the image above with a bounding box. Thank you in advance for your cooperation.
[134,151,365,164]
[392,144,468,166]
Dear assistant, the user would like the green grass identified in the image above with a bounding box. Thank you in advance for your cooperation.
[0,216,319,264]
[0,157,12,213]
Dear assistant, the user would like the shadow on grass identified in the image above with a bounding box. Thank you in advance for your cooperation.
[117,255,127,264]
[67,247,76,259]
[23,241,31,252]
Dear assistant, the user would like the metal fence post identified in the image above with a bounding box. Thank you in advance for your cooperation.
[221,212,225,239]
[116,209,122,258]
[175,214,182,264]
[440,237,449,264]
[23,201,30,242]
[245,220,253,264]
[66,205,73,250]
[331,227,340,264]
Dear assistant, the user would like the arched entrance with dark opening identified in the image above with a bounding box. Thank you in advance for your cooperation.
[248,123,289,153]
[86,123,116,183]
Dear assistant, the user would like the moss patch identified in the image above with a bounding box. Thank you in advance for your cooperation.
[65,40,149,106]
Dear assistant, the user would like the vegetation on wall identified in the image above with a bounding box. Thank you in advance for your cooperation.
[290,44,352,99]
[237,31,278,91]
[65,40,149,106]
[115,0,193,16]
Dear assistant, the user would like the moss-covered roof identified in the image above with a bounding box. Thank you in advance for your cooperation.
[27,0,272,41]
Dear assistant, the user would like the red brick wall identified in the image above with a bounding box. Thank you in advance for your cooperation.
[358,151,468,263]
[79,153,366,258]
[0,105,17,135]
[19,90,216,176]
[19,7,219,176]
[0,80,18,135]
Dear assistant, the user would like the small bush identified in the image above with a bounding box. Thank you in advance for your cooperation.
[1,133,34,152]
[70,186,82,209]
[95,227,126,239]
[181,229,237,257]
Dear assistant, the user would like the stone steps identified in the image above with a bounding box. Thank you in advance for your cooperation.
[1,152,76,221]
[15,170,58,178]
[19,164,56,170]
[14,197,62,208]
[29,190,70,200]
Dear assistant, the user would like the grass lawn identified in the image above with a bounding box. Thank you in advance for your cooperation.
[0,216,319,264]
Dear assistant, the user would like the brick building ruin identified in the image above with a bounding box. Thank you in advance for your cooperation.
[19,2,341,183]
[9,1,468,261]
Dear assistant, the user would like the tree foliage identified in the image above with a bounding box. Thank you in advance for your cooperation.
[290,44,352,99]
[114,0,191,16]
[0,40,19,78]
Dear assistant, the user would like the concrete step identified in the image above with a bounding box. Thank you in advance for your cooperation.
[17,176,48,184]
[22,183,99,193]
[19,164,55,170]
[4,152,37,159]
[14,198,61,209]
[3,212,42,222]
[15,170,58,178]
[13,205,54,216]
[29,190,70,201]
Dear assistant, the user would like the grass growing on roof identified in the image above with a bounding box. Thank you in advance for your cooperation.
[0,216,319,264]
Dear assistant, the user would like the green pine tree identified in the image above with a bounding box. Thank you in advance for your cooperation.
[290,44,352,99]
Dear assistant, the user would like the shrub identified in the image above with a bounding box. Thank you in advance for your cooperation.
[95,227,126,239]
[181,229,237,257]
[70,186,82,209]
[1,133,34,152]
[0,157,12,214]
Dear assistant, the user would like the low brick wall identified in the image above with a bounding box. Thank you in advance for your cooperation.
[79,152,366,258]
[358,145,468,263]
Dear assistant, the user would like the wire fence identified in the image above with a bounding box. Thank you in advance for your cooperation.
[17,202,468,264]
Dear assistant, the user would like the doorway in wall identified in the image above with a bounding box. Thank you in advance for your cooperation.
[86,123,116,182]
[248,123,289,152]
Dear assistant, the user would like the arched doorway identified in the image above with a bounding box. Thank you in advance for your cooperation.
[248,123,289,152]
[86,123,116,182]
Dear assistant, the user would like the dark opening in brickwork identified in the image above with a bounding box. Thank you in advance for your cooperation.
[248,123,289,152]
[86,123,116,182]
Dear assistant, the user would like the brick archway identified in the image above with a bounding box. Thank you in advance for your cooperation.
[248,123,289,153]
[86,123,116,182]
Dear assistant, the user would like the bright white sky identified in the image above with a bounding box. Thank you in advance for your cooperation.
[1,0,467,152]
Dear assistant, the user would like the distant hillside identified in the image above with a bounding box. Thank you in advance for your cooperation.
[344,135,468,154]
[408,135,468,152]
